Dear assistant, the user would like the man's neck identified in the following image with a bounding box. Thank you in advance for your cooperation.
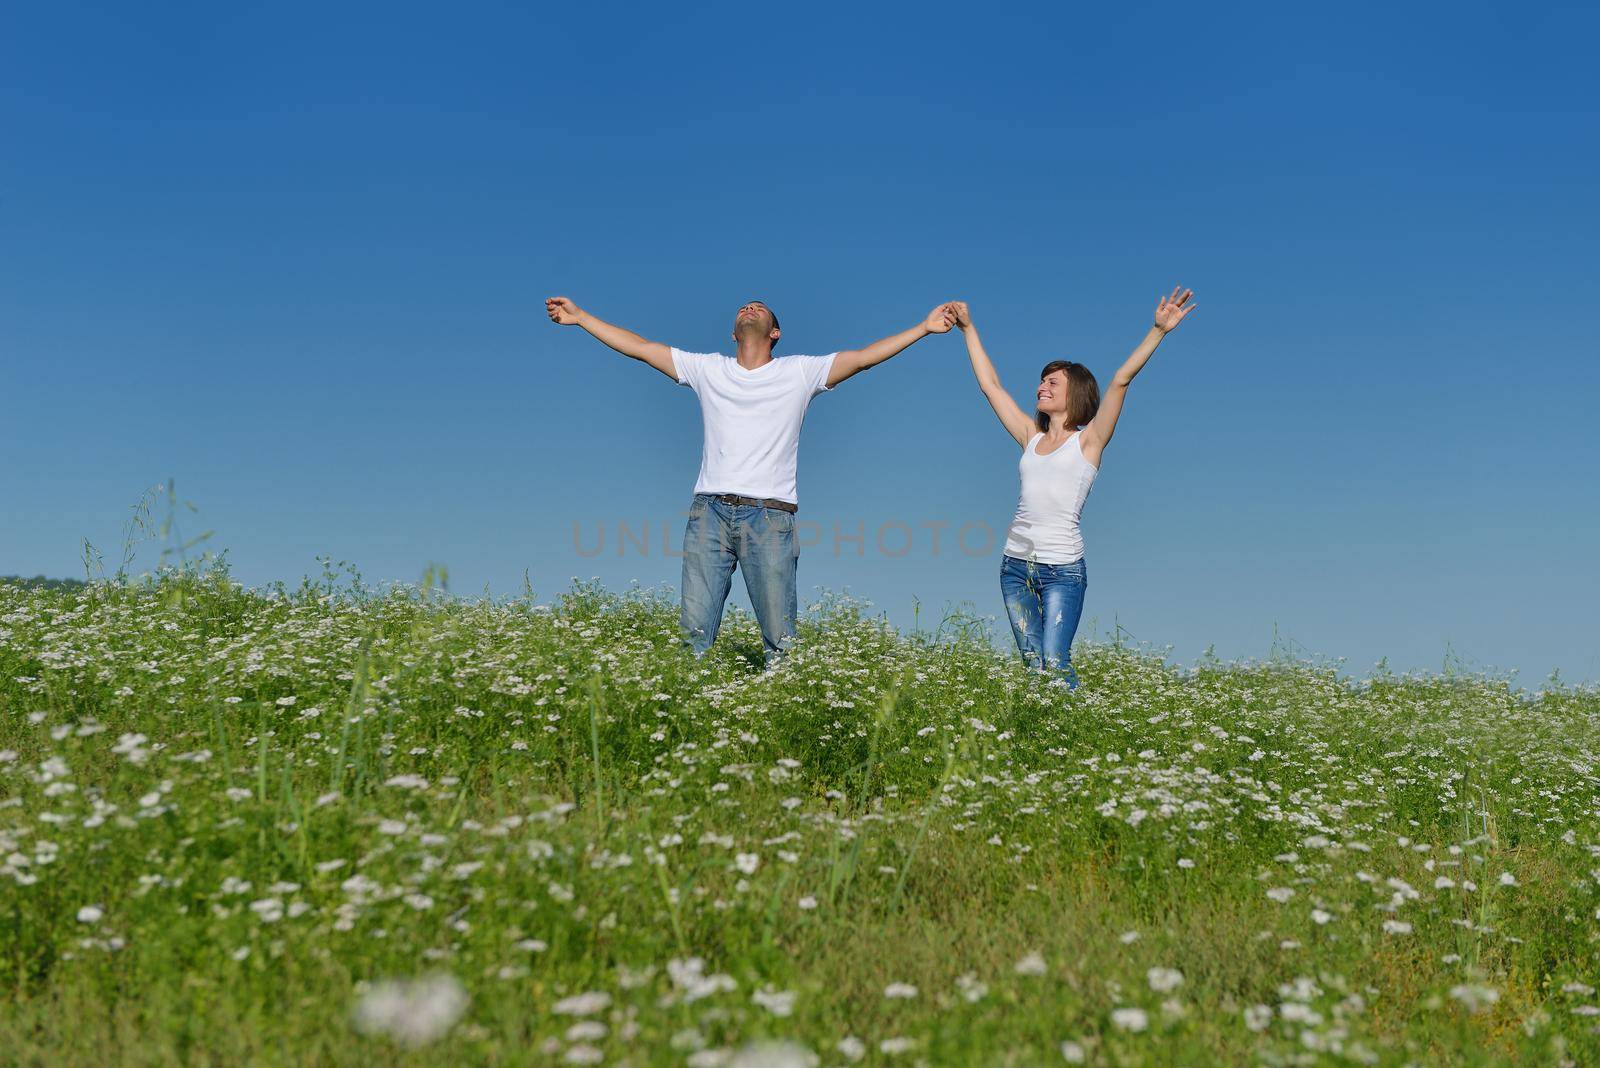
[733,338,776,370]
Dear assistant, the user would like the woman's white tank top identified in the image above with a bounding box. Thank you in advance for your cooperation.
[1003,431,1097,564]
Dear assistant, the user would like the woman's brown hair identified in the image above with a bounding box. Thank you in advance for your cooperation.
[1035,360,1100,432]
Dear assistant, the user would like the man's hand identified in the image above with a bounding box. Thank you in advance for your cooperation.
[1153,286,1197,334]
[546,296,586,326]
[826,303,959,388]
[544,298,676,380]
[924,303,957,334]
[950,301,973,331]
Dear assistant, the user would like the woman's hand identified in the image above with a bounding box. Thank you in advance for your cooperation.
[923,303,957,334]
[1153,286,1197,333]
[950,301,973,331]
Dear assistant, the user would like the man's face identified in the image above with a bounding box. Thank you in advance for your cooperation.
[732,301,779,348]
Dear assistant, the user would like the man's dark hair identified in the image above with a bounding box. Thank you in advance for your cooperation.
[1035,360,1101,432]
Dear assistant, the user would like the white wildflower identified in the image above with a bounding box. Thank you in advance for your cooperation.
[351,974,468,1048]
[1111,1007,1148,1032]
[1015,952,1048,977]
[751,988,797,1017]
[1147,966,1183,993]
[551,991,611,1016]
[1450,984,1500,1013]
[249,898,284,923]
[728,1040,812,1068]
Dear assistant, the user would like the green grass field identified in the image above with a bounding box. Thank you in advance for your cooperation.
[3,570,1598,1065]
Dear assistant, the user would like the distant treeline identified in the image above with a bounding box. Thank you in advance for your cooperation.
[0,575,88,591]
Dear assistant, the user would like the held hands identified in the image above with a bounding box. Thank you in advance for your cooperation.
[1153,286,1197,333]
[950,301,973,331]
[545,296,586,326]
[923,302,958,334]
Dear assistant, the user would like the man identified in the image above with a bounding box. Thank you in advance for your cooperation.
[545,295,956,662]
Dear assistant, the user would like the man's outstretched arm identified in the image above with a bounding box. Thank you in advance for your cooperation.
[546,296,677,381]
[826,303,957,388]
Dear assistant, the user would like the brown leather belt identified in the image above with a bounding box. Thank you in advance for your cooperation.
[707,493,798,514]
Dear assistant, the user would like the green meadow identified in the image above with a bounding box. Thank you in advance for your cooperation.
[3,570,1598,1065]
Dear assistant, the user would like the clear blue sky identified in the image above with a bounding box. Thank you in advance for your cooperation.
[3,1,1597,682]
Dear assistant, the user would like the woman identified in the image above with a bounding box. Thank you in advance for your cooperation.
[953,288,1197,688]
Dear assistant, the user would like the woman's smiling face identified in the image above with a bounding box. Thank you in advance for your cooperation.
[1036,368,1070,416]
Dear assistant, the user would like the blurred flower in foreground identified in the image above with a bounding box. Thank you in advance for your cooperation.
[1147,967,1183,993]
[1449,984,1500,1013]
[1110,1007,1148,1032]
[729,1040,815,1067]
[352,973,469,1048]
[1014,952,1048,977]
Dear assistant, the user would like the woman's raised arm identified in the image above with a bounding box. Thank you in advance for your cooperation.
[1081,286,1197,462]
[953,302,1035,447]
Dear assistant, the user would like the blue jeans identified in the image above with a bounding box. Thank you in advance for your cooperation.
[1000,554,1087,689]
[680,495,798,663]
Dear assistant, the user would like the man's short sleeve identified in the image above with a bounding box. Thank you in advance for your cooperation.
[671,348,718,390]
[797,353,838,397]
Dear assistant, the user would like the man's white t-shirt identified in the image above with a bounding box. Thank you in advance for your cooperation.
[672,348,838,506]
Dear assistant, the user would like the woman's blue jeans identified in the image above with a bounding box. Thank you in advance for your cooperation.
[680,494,798,663]
[1000,554,1087,688]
